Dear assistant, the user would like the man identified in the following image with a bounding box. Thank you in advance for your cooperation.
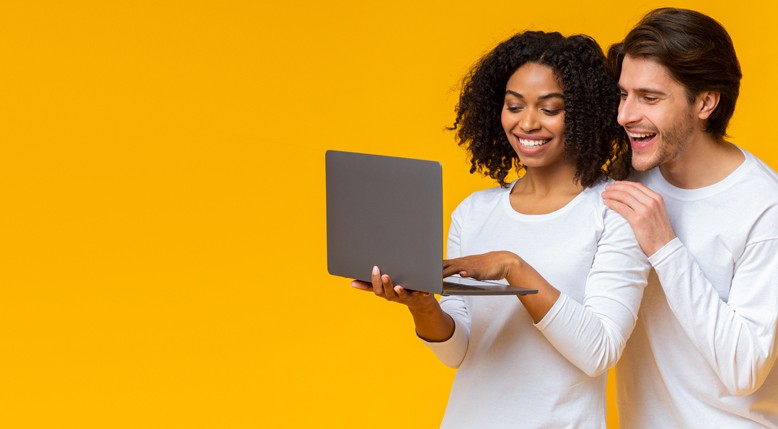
[602,8,778,428]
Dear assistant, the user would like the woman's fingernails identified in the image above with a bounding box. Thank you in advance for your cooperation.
[373,266,379,275]
[460,271,467,276]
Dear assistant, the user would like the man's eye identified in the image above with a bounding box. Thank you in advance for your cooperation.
[644,96,658,102]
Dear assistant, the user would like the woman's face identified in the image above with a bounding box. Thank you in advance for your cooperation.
[501,63,566,170]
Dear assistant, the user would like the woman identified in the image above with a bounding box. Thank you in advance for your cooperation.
[351,31,649,428]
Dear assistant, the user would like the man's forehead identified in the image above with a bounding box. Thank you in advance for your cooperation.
[618,55,676,89]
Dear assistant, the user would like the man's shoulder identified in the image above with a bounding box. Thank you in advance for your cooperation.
[742,149,778,193]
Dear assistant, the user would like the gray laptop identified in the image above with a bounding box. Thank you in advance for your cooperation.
[325,150,537,296]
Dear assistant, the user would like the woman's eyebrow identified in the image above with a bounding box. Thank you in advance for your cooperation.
[539,93,565,100]
[505,90,564,100]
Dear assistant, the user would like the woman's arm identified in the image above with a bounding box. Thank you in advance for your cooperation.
[351,266,454,342]
[443,252,560,323]
[444,207,650,377]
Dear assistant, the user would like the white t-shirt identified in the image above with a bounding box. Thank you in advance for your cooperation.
[616,147,778,428]
[420,178,650,429]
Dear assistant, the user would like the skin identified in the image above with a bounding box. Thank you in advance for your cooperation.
[601,56,745,257]
[351,63,579,334]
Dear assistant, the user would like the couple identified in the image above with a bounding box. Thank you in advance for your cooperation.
[351,8,778,429]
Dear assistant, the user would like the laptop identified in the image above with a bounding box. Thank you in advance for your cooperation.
[325,150,537,296]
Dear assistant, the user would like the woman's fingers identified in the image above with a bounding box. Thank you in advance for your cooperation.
[371,266,385,296]
[355,266,432,306]
[350,280,372,291]
[443,259,466,277]
[396,286,430,299]
[382,274,398,300]
[443,258,477,278]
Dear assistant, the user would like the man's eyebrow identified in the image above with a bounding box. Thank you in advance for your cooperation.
[617,85,667,96]
[505,90,564,100]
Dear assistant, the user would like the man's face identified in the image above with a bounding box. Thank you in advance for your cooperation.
[617,56,696,172]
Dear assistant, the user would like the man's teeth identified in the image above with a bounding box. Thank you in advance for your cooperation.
[627,132,656,138]
[518,138,550,148]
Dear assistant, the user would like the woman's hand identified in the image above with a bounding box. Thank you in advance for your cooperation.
[445,251,560,324]
[350,266,454,342]
[443,251,522,281]
[350,266,438,313]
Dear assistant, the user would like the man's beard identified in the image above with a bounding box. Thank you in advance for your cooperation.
[633,108,695,172]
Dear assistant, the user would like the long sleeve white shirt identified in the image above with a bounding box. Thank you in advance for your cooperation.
[616,147,778,428]
[420,178,650,428]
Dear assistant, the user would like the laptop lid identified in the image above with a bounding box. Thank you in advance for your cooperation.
[326,150,538,296]
[326,150,443,294]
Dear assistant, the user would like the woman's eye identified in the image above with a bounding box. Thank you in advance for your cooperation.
[506,106,522,112]
[543,109,562,115]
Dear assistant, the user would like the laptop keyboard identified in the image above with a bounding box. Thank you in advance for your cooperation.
[444,284,487,291]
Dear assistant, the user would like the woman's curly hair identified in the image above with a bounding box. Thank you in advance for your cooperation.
[450,31,632,188]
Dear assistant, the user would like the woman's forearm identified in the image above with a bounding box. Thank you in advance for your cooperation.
[506,258,561,324]
[409,300,456,342]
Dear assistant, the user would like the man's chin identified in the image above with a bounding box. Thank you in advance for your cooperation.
[631,154,658,172]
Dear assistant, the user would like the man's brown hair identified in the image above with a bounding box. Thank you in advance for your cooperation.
[608,8,742,138]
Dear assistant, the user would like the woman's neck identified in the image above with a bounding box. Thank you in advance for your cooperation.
[509,163,584,215]
[514,162,581,195]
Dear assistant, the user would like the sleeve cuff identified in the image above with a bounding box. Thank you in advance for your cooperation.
[417,316,468,350]
[534,293,569,330]
[648,237,684,267]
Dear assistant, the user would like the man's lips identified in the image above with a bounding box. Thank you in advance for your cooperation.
[626,130,657,148]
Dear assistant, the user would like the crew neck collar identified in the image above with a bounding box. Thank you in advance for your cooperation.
[646,146,753,201]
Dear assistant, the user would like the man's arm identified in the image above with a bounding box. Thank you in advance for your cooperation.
[603,181,778,396]
[649,238,778,396]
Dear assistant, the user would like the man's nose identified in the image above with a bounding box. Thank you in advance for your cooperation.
[617,96,639,127]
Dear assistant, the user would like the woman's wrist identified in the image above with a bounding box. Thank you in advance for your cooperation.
[408,296,441,317]
[504,253,524,285]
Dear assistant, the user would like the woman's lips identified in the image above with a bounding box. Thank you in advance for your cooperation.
[515,134,551,149]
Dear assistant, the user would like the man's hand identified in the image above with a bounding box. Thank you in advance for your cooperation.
[602,181,676,257]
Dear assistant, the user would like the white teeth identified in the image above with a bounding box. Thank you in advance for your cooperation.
[627,132,656,138]
[518,137,550,148]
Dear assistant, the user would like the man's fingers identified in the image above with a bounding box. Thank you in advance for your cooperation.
[602,184,648,212]
[603,198,636,222]
[605,182,666,217]
[612,180,661,199]
[608,181,661,206]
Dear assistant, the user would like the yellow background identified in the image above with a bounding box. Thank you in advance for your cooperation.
[2,0,777,427]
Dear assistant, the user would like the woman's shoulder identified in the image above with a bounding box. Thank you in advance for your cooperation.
[575,177,611,209]
[466,181,514,206]
[452,181,513,217]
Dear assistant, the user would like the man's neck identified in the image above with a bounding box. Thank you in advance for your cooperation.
[658,131,745,189]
